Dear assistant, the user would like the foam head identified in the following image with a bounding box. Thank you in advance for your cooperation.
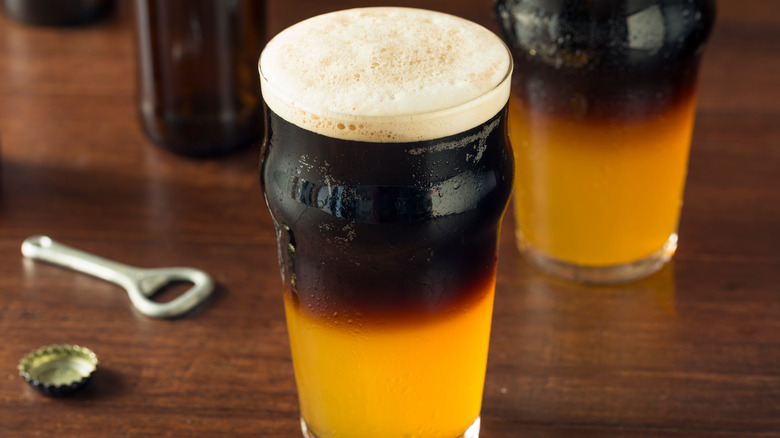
[259,7,512,142]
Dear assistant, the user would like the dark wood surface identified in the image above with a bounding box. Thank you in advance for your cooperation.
[1,1,778,436]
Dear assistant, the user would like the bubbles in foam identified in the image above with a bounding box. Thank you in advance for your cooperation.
[259,7,511,142]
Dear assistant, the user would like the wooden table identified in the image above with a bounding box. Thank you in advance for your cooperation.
[1,1,778,436]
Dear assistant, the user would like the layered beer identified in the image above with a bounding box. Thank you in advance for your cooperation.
[259,8,512,437]
[496,0,716,282]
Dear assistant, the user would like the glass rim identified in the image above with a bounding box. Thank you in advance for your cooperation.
[256,7,513,142]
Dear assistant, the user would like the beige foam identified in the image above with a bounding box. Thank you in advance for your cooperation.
[259,7,511,142]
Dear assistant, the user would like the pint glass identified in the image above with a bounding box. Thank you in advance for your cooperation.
[259,8,513,438]
[496,0,716,284]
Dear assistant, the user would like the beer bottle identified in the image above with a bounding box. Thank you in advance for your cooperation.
[1,0,114,26]
[134,0,265,156]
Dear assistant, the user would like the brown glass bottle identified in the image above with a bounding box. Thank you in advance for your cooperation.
[134,0,265,156]
[1,0,114,26]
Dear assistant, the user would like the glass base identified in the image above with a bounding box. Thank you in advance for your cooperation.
[518,234,678,285]
[300,415,481,438]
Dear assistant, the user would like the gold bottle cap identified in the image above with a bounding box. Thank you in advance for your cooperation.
[18,345,98,397]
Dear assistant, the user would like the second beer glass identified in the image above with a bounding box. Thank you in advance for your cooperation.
[259,8,513,438]
[495,0,716,284]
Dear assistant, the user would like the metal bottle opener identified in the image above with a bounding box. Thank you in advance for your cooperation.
[21,235,214,319]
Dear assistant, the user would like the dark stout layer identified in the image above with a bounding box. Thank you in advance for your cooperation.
[496,0,716,121]
[261,108,513,323]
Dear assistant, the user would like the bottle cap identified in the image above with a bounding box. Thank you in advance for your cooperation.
[18,345,98,396]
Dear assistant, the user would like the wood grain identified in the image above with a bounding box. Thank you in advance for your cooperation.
[0,1,778,437]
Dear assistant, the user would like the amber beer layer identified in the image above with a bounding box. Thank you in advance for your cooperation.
[496,0,716,283]
[259,8,512,438]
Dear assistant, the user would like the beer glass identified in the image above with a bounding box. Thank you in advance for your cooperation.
[496,0,716,284]
[259,8,513,438]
